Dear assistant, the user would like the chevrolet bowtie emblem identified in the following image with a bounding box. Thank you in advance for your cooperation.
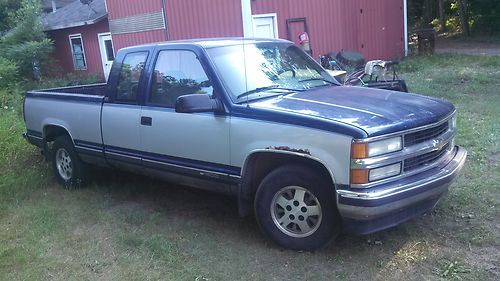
[432,139,443,150]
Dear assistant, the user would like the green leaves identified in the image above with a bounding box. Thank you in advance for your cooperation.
[0,57,18,88]
[0,0,54,80]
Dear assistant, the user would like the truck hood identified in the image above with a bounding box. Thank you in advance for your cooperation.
[249,86,455,137]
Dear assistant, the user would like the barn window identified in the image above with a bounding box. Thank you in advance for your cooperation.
[69,34,87,70]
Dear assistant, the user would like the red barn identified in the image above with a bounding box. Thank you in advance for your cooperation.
[43,0,408,80]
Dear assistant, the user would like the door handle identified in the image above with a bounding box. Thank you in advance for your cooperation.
[141,116,152,126]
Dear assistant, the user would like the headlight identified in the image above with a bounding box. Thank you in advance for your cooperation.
[351,162,402,184]
[350,136,403,185]
[351,136,402,158]
[369,163,401,181]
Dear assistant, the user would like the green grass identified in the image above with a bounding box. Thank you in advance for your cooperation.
[0,54,499,280]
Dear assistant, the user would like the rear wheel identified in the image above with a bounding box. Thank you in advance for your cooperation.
[51,136,88,188]
[254,165,341,251]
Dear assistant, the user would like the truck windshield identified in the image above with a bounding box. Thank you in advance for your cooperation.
[206,43,338,103]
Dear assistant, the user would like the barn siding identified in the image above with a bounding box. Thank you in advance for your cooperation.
[47,19,110,79]
[105,0,163,19]
[105,0,404,59]
[106,0,243,50]
[252,0,405,60]
[106,0,166,51]
[50,0,405,78]
[165,0,243,40]
[111,29,167,51]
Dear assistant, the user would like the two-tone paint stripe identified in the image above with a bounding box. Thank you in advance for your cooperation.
[73,139,241,182]
[26,130,43,138]
[24,130,44,148]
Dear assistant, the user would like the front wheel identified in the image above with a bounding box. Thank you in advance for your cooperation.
[51,136,88,188]
[254,165,341,251]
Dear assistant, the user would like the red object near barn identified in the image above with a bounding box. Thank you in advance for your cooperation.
[42,0,408,80]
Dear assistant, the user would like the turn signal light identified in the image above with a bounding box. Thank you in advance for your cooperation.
[350,169,369,184]
[351,142,368,159]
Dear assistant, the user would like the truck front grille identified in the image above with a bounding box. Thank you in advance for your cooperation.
[404,143,450,172]
[404,121,449,147]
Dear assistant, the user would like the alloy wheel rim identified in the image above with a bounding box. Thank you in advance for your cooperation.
[270,185,322,238]
[55,148,73,181]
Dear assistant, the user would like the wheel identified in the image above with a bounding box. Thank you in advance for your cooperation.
[254,165,341,251]
[51,136,88,188]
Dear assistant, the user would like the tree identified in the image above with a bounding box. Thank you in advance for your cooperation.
[456,0,470,36]
[438,0,447,32]
[0,0,21,33]
[409,0,499,35]
[469,0,500,34]
[0,0,53,80]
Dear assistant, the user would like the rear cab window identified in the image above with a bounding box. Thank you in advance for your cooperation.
[115,52,149,103]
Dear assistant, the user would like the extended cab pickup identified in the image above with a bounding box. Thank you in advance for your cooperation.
[23,38,467,250]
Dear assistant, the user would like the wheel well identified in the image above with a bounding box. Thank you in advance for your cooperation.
[43,125,71,143]
[238,152,334,216]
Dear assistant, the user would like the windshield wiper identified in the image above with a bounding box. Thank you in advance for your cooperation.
[299,77,336,85]
[236,85,303,100]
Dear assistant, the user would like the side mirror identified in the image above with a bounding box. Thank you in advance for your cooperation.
[175,94,223,114]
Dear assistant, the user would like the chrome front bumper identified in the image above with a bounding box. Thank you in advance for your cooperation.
[337,145,467,234]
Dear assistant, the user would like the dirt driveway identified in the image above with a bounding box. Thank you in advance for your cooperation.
[435,37,500,56]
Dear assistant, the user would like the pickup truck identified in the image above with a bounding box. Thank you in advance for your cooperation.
[23,38,467,251]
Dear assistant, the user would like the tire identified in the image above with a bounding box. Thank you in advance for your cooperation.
[51,136,88,188]
[254,165,341,251]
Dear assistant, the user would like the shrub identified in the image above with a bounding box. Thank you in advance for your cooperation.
[446,17,462,33]
[3,38,53,80]
[0,57,18,88]
[25,73,103,90]
[0,0,54,80]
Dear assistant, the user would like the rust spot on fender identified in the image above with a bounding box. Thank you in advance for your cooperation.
[266,146,311,155]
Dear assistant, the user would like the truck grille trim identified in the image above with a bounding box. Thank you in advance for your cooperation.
[403,143,450,172]
[350,114,456,188]
[404,121,449,147]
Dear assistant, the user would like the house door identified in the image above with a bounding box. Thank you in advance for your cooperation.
[252,14,278,38]
[98,33,115,81]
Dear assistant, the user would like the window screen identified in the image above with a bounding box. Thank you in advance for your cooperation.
[69,34,87,70]
[116,52,148,102]
[150,50,213,107]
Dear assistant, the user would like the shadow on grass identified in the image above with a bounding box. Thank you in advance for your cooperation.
[73,167,450,280]
[86,167,414,253]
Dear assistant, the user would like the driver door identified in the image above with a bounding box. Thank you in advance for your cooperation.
[140,49,233,191]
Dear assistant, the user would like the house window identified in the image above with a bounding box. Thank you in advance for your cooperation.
[69,34,87,70]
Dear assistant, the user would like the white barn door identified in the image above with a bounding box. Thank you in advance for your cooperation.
[252,14,278,38]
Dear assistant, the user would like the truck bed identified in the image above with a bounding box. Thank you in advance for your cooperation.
[24,83,106,152]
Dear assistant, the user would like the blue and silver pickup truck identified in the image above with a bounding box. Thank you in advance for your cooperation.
[23,38,467,250]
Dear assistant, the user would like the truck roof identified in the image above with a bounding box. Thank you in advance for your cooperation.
[119,37,292,52]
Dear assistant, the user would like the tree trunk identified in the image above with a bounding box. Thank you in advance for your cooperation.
[457,0,470,36]
[439,0,446,32]
[424,0,433,26]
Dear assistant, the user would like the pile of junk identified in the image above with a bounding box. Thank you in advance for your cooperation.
[320,51,408,92]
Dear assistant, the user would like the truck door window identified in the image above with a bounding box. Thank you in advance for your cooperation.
[149,50,213,107]
[116,52,148,103]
